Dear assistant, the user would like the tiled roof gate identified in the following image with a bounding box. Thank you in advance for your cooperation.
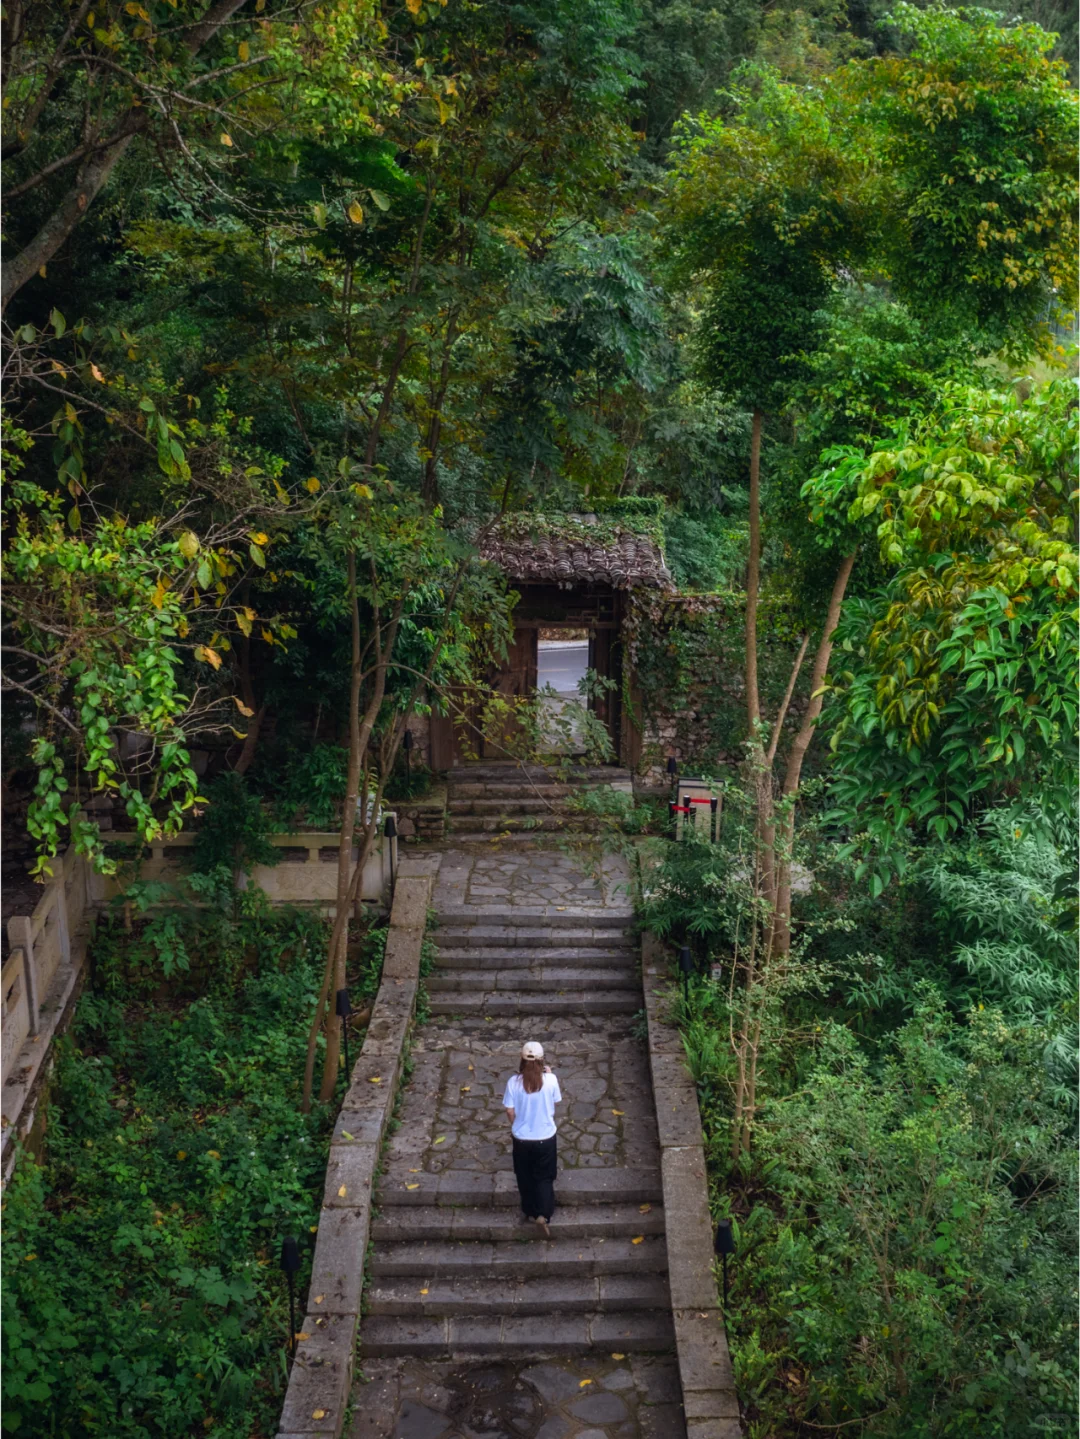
[478,515,673,591]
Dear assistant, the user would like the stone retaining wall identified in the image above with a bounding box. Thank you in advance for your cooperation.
[641,932,742,1438]
[277,855,440,1439]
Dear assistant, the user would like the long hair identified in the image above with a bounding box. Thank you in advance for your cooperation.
[518,1056,543,1095]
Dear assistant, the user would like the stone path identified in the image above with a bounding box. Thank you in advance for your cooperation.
[349,842,685,1439]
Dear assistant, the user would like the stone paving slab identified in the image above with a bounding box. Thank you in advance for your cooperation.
[349,1355,685,1439]
[354,843,688,1437]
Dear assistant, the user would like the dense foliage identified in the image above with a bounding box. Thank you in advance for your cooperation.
[1,897,334,1439]
[2,0,1077,1434]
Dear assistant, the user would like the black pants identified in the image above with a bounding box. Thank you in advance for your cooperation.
[512,1134,557,1221]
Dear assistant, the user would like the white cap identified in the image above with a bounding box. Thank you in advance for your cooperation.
[521,1041,544,1060]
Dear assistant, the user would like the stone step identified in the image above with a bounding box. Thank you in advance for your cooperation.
[428,991,641,1016]
[433,946,636,969]
[434,921,635,942]
[446,814,602,834]
[366,1272,670,1317]
[427,967,639,992]
[370,1202,667,1244]
[360,1310,675,1358]
[449,797,583,814]
[370,1235,668,1279]
[378,1167,663,1208]
[450,783,581,800]
[420,1017,640,1045]
[449,765,631,784]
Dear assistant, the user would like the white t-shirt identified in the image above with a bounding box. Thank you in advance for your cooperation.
[502,1071,562,1140]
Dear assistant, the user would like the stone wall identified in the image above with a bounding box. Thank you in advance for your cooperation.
[277,858,439,1439]
[641,931,742,1438]
[626,592,807,785]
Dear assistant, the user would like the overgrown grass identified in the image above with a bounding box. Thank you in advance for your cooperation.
[1,901,336,1439]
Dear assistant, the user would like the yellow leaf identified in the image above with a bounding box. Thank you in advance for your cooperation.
[419,1288,428,1294]
[611,1109,624,1116]
[90,363,105,382]
[313,1294,324,1304]
[309,1224,318,1232]
[406,0,421,12]
[405,1183,420,1190]
[579,1378,593,1388]
[151,580,165,610]
[23,1253,37,1262]
[39,265,47,278]
[631,1235,644,1244]
[312,1410,326,1420]
[178,529,199,559]
[195,645,222,670]
[433,1136,445,1145]
[352,483,374,499]
[639,1203,651,1213]
[408,1168,420,1173]
[611,1352,625,1360]
[255,0,265,9]
[238,39,249,61]
[250,531,268,545]
[368,1076,381,1084]
[347,200,364,225]
[295,1331,310,1341]
[177,1150,187,1160]
[206,1149,220,1159]
[460,1085,470,1092]
[338,1184,347,1197]
[220,133,233,147]
[304,476,321,493]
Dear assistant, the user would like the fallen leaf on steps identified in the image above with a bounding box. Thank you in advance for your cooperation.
[433,1136,446,1145]
[579,1379,593,1387]
[639,1203,652,1213]
[611,1109,625,1116]
[611,1352,625,1360]
[338,1185,347,1197]
[314,1294,324,1304]
[631,1236,644,1245]
[405,1183,420,1190]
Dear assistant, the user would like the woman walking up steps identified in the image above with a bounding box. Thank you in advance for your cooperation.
[502,1040,562,1238]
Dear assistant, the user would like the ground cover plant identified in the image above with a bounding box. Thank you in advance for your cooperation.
[0,893,340,1439]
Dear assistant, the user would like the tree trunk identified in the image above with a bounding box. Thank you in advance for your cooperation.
[770,552,857,958]
[743,408,776,920]
[1,0,252,311]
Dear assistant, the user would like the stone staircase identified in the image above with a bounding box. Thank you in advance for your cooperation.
[445,761,632,841]
[358,849,678,1366]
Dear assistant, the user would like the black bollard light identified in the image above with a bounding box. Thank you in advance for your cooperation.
[280,1236,302,1357]
[335,986,352,1079]
[714,1218,736,1309]
[384,812,397,900]
[679,943,693,1001]
[666,755,678,785]
[710,795,719,844]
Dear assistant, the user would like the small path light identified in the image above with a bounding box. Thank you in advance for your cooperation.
[679,943,693,1001]
[280,1236,302,1358]
[714,1218,736,1309]
[384,813,397,899]
[336,986,353,1080]
[666,755,678,788]
[710,795,719,843]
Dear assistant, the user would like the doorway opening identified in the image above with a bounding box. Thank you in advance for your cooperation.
[537,627,589,753]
